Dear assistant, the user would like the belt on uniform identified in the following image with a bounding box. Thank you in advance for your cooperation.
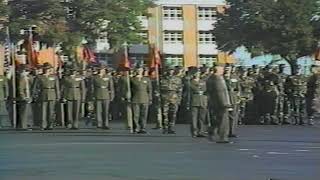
[44,88,55,89]
[97,86,107,89]
[67,87,80,88]
[193,92,205,95]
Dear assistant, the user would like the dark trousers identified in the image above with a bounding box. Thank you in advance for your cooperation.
[132,103,149,131]
[41,101,56,129]
[215,109,230,142]
[95,100,110,128]
[191,106,207,135]
[162,102,178,130]
[66,100,81,128]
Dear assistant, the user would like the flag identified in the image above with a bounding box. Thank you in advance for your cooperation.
[217,52,235,64]
[83,46,96,63]
[37,47,61,68]
[149,44,162,68]
[24,37,38,67]
[118,48,131,69]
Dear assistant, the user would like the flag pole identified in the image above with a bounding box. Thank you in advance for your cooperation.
[124,42,133,133]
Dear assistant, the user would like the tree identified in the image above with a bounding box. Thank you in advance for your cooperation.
[62,0,153,52]
[8,0,67,44]
[214,0,320,71]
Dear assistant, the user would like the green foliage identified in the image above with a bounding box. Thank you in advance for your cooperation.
[8,0,67,43]
[214,0,320,67]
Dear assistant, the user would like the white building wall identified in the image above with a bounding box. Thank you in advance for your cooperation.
[162,20,184,31]
[163,43,184,54]
[198,44,218,55]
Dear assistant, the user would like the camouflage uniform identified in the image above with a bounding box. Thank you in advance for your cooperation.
[285,69,307,125]
[160,70,183,134]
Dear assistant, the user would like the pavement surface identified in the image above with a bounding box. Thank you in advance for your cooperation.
[0,123,319,180]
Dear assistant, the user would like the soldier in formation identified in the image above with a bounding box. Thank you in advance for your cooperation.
[2,62,319,144]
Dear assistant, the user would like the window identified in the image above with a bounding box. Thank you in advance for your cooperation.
[96,53,112,65]
[130,55,147,67]
[163,7,183,20]
[164,31,183,44]
[165,55,183,66]
[198,7,217,21]
[198,31,216,44]
[199,55,217,67]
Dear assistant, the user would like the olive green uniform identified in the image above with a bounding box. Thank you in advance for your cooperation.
[225,74,241,136]
[17,75,34,129]
[61,75,85,129]
[92,74,115,128]
[0,75,9,128]
[189,78,208,137]
[130,76,152,132]
[34,74,60,129]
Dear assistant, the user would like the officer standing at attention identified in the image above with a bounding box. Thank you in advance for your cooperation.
[92,66,115,129]
[189,69,208,138]
[61,67,85,129]
[130,67,152,134]
[160,67,183,134]
[0,72,9,128]
[224,65,241,138]
[17,65,34,130]
[207,65,232,143]
[34,64,60,130]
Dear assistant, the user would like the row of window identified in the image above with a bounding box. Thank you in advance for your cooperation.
[163,31,215,44]
[137,31,215,44]
[163,7,217,21]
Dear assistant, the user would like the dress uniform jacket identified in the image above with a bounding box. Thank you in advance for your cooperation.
[92,75,115,100]
[130,77,152,104]
[62,75,84,101]
[189,79,207,108]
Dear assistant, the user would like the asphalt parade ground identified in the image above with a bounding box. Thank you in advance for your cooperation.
[0,123,319,180]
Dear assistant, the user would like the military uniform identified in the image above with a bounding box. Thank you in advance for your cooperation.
[17,73,34,129]
[189,76,208,137]
[306,73,320,125]
[285,74,306,125]
[160,73,182,134]
[0,75,9,128]
[207,74,231,143]
[225,73,241,137]
[276,66,289,124]
[34,73,60,129]
[130,76,152,133]
[239,72,255,124]
[92,73,115,129]
[61,72,85,129]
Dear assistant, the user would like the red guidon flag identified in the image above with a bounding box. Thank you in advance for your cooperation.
[24,37,38,67]
[118,48,131,69]
[83,46,96,63]
[149,44,162,68]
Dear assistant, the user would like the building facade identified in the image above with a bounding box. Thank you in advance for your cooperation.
[96,0,226,67]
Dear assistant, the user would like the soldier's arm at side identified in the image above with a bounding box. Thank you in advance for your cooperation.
[109,77,115,101]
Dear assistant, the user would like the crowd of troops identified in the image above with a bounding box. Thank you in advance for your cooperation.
[0,62,320,143]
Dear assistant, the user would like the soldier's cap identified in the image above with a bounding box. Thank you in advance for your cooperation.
[18,64,31,71]
[252,64,259,69]
[43,63,53,70]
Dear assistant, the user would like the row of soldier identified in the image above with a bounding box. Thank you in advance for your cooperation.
[0,63,319,143]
